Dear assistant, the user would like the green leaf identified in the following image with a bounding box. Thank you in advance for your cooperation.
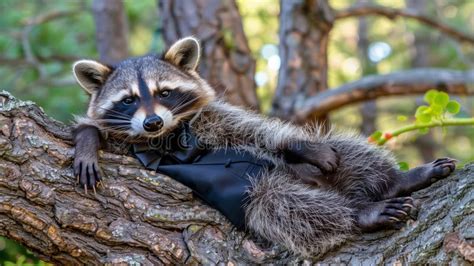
[416,105,429,115]
[398,162,410,171]
[446,100,461,114]
[419,127,429,134]
[397,115,407,121]
[17,255,26,264]
[415,107,432,123]
[370,130,383,140]
[433,91,449,108]
[430,105,443,116]
[417,114,431,123]
[424,89,438,104]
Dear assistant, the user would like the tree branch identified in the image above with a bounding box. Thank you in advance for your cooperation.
[295,68,474,121]
[334,4,474,45]
[22,10,81,26]
[0,55,83,66]
[0,91,472,264]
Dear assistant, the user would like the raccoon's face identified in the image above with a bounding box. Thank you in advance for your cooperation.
[72,37,215,138]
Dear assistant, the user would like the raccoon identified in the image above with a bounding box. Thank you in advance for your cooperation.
[72,37,456,257]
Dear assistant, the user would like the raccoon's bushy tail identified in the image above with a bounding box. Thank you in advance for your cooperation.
[245,171,356,257]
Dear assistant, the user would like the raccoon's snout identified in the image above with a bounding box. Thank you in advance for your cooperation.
[143,115,163,132]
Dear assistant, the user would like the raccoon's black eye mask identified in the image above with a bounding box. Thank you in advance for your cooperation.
[158,89,171,98]
[121,96,136,105]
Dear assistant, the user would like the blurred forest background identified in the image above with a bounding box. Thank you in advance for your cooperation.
[0,0,473,264]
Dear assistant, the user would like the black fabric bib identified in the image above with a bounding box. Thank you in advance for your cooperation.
[132,123,273,230]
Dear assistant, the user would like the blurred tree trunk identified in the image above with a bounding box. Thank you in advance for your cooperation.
[407,0,437,162]
[158,0,259,110]
[271,0,333,122]
[92,0,129,65]
[357,0,377,136]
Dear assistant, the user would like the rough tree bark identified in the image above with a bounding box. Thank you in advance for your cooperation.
[272,0,333,121]
[0,91,472,265]
[92,0,129,65]
[158,0,259,110]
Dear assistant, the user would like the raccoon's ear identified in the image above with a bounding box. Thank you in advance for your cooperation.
[72,60,112,94]
[164,37,201,71]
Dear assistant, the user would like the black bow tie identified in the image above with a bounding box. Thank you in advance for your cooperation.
[133,123,208,171]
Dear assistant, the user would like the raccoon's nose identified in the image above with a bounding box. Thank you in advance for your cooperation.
[143,116,163,132]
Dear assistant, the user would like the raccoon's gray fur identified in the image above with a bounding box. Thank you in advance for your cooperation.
[71,37,456,257]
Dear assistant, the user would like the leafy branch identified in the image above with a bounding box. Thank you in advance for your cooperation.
[369,90,474,146]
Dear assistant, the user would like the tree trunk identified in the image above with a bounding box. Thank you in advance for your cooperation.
[0,91,472,264]
[357,0,377,137]
[158,0,259,110]
[271,0,333,121]
[92,0,129,65]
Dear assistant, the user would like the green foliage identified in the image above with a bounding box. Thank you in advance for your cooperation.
[398,161,410,171]
[371,90,474,146]
[415,90,461,125]
[369,130,383,143]
[0,237,51,265]
[397,115,408,122]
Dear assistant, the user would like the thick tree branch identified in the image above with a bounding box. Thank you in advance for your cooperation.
[295,68,474,121]
[0,91,472,264]
[335,4,474,45]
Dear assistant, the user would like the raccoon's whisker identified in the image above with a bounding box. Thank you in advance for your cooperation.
[99,127,132,133]
[95,119,131,127]
[170,95,203,114]
[170,94,202,111]
[97,106,133,118]
[103,113,135,121]
[97,115,141,125]
[174,110,201,119]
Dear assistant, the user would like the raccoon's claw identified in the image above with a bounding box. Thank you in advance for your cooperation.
[430,157,457,178]
[74,158,102,193]
[357,197,414,232]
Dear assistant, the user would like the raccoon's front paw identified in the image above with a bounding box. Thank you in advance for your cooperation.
[310,144,339,173]
[283,140,339,173]
[73,156,102,194]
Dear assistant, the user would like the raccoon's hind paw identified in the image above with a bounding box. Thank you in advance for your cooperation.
[283,140,339,173]
[356,197,414,232]
[74,157,103,194]
[390,157,457,197]
[429,157,457,179]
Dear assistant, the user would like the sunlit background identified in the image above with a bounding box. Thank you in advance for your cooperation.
[0,0,473,263]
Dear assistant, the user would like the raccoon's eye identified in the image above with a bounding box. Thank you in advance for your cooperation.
[121,96,135,105]
[159,89,171,98]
